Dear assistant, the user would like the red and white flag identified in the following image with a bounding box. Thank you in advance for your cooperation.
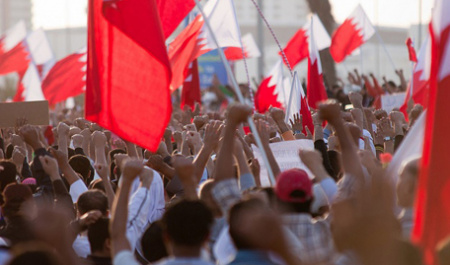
[0,42,30,75]
[26,29,55,78]
[225,33,261,61]
[13,63,45,102]
[400,36,431,117]
[168,0,241,91]
[307,18,328,110]
[86,0,172,152]
[255,59,284,113]
[406,37,418,63]
[42,49,87,105]
[181,60,201,110]
[282,14,331,68]
[413,1,450,264]
[156,0,194,39]
[284,75,314,134]
[330,5,375,63]
[0,21,27,55]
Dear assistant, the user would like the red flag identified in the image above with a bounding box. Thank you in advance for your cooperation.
[181,60,201,110]
[330,5,375,63]
[413,1,450,264]
[156,0,195,39]
[42,51,87,105]
[406,37,418,62]
[0,42,30,75]
[282,14,331,68]
[255,60,284,113]
[168,0,241,92]
[86,0,172,152]
[225,33,261,61]
[307,21,328,110]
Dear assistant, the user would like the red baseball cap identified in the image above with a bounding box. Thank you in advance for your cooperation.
[275,169,312,203]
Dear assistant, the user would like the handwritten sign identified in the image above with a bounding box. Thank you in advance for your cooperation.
[252,139,315,187]
[0,101,49,128]
[381,93,406,113]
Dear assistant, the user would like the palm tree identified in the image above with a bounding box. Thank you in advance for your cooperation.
[306,0,337,87]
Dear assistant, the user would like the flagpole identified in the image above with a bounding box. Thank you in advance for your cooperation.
[285,71,298,124]
[194,0,276,185]
[374,30,397,73]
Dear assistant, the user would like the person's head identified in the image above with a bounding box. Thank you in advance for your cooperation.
[88,218,110,257]
[76,190,109,217]
[69,155,94,185]
[141,221,168,263]
[275,168,313,214]
[8,242,61,265]
[0,161,18,204]
[199,179,222,218]
[161,200,213,255]
[228,198,267,249]
[2,184,33,220]
[396,158,420,208]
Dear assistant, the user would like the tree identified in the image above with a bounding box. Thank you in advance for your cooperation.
[306,0,337,88]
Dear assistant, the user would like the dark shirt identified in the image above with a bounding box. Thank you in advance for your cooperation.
[86,255,112,265]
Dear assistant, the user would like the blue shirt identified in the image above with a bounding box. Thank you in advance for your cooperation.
[228,250,277,265]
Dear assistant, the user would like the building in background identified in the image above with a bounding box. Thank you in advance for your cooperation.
[0,0,33,31]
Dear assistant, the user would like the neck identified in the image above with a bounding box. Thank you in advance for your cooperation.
[172,245,202,258]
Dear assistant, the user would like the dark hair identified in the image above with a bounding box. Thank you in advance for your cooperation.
[77,190,108,216]
[69,155,94,185]
[88,218,110,254]
[229,198,265,249]
[141,221,168,263]
[5,145,13,160]
[8,242,61,265]
[88,179,117,193]
[0,160,18,193]
[161,200,213,246]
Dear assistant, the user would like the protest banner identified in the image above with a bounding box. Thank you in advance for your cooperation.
[198,50,229,89]
[0,100,49,127]
[252,139,314,187]
[381,92,406,113]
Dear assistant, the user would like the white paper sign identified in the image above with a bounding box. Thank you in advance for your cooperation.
[381,93,406,113]
[252,139,315,187]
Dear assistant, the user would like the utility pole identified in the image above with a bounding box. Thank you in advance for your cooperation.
[418,0,423,46]
[257,0,264,82]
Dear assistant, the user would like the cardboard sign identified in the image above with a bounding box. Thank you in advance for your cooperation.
[252,139,315,187]
[0,101,49,127]
[381,93,406,113]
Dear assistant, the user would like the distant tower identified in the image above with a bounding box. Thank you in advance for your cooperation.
[0,0,33,32]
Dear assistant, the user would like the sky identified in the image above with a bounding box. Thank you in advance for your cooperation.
[32,0,434,29]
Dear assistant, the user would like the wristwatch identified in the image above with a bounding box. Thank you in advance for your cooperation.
[384,136,393,142]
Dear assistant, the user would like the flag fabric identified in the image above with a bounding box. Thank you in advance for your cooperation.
[307,18,328,110]
[255,59,284,113]
[225,33,261,61]
[413,1,450,264]
[284,75,314,135]
[13,63,45,102]
[406,37,418,62]
[400,36,431,117]
[0,42,30,75]
[0,21,27,55]
[168,0,241,91]
[282,14,331,68]
[26,29,55,78]
[156,0,195,39]
[330,5,375,63]
[86,0,172,152]
[42,49,87,105]
[181,60,201,110]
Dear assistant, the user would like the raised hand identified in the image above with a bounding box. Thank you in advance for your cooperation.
[39,155,60,179]
[72,134,84,149]
[121,159,143,182]
[348,92,363,109]
[318,100,342,126]
[289,113,303,133]
[228,103,252,125]
[203,120,224,150]
[269,106,285,123]
[19,125,44,150]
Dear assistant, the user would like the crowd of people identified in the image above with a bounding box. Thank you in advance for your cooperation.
[0,68,446,265]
